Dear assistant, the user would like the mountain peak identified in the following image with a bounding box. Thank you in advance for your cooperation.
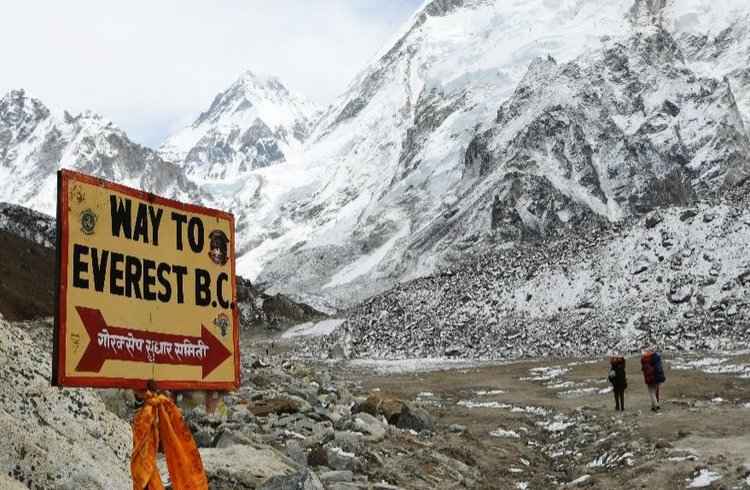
[235,70,287,94]
[0,89,50,129]
[159,70,319,182]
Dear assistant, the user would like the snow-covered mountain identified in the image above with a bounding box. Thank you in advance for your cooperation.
[230,0,750,304]
[2,0,750,308]
[159,71,318,183]
[0,89,203,214]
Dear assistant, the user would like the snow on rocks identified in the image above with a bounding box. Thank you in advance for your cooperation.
[536,418,574,433]
[686,469,722,488]
[457,400,512,409]
[301,201,750,362]
[489,428,521,438]
[281,319,346,339]
[670,355,750,378]
[476,389,506,396]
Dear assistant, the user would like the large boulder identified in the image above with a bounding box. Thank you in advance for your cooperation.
[355,393,406,424]
[395,405,434,433]
[0,319,132,489]
[354,393,432,433]
[201,444,301,489]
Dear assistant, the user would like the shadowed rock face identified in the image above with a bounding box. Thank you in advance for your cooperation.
[461,27,750,240]
[0,202,55,248]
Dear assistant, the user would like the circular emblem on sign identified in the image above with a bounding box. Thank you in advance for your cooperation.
[213,313,229,337]
[208,229,229,266]
[80,209,97,235]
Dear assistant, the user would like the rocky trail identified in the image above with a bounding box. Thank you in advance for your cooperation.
[2,315,750,489]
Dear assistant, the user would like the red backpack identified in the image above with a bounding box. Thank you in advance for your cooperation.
[641,352,656,385]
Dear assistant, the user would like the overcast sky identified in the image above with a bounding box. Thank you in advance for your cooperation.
[0,0,423,147]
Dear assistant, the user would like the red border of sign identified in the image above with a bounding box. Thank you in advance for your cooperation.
[52,169,241,391]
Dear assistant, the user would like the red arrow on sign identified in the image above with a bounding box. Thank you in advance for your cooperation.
[75,306,231,378]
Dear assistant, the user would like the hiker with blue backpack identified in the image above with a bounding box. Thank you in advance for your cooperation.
[641,349,666,411]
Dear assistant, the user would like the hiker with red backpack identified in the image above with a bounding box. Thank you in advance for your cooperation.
[641,349,666,411]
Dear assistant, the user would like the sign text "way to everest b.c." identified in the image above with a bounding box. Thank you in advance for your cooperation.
[53,169,239,390]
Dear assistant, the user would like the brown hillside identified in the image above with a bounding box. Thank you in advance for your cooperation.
[0,230,55,320]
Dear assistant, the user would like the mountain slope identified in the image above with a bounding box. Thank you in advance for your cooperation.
[301,186,750,360]
[159,71,318,183]
[0,89,203,215]
[233,0,750,305]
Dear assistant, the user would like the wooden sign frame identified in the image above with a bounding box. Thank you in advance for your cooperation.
[52,169,240,391]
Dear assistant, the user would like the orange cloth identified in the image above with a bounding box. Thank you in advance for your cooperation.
[131,392,208,490]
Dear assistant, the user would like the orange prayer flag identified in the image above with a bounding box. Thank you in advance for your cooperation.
[131,392,208,490]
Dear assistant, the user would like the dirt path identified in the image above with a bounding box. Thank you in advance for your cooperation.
[328,354,750,489]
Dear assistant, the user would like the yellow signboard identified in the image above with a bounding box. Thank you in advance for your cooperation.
[53,169,240,390]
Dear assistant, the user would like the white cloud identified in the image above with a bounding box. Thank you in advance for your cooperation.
[0,0,422,146]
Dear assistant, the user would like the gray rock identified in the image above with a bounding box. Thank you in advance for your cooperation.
[564,474,592,487]
[327,484,368,490]
[395,405,434,433]
[680,209,699,221]
[631,260,649,275]
[286,440,307,467]
[230,405,256,424]
[334,431,366,453]
[258,469,324,490]
[352,412,387,442]
[194,427,217,448]
[645,212,663,228]
[320,470,354,483]
[201,445,299,489]
[448,424,467,433]
[215,428,254,449]
[302,421,335,448]
[0,319,132,490]
[326,447,358,471]
[668,285,693,304]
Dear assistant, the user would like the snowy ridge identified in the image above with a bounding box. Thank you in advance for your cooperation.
[0,89,203,215]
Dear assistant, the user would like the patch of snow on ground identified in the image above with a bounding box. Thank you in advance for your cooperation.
[558,387,599,399]
[489,428,520,438]
[686,469,721,488]
[347,358,505,374]
[457,400,512,409]
[281,319,346,339]
[476,389,505,396]
[671,356,750,378]
[537,417,573,432]
[522,366,569,381]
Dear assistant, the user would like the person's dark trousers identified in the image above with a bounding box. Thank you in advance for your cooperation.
[613,388,625,411]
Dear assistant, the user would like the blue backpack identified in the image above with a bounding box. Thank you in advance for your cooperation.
[652,352,666,384]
